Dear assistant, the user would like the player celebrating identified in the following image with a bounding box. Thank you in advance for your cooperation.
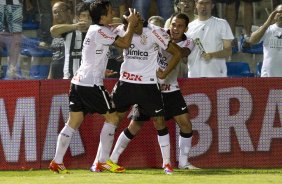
[90,12,182,174]
[103,13,198,173]
[49,1,139,173]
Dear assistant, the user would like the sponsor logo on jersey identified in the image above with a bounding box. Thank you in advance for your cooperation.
[140,34,148,45]
[125,44,149,60]
[161,84,171,91]
[127,44,148,56]
[98,29,115,40]
[157,53,168,69]
[122,71,143,81]
[152,30,167,47]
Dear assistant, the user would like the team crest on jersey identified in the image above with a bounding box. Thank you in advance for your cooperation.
[153,43,159,51]
[140,34,148,45]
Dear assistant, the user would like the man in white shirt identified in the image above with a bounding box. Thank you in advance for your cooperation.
[49,1,139,174]
[248,5,282,77]
[186,0,234,77]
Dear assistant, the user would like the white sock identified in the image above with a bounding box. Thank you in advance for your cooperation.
[92,142,101,165]
[98,122,117,163]
[178,135,192,167]
[157,134,171,166]
[110,131,131,163]
[53,125,75,164]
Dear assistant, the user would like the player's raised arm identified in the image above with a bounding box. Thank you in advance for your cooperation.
[114,8,139,48]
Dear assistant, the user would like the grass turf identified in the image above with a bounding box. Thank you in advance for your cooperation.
[0,169,282,184]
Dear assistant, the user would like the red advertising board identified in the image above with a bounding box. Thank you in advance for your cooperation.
[0,78,282,170]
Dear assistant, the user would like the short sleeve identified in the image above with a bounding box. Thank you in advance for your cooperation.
[96,27,117,45]
[151,28,171,50]
[221,20,234,40]
[183,37,195,51]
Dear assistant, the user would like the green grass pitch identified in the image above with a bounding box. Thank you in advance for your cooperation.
[1,169,282,184]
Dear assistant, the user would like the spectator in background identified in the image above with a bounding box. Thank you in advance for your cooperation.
[37,0,53,45]
[48,1,73,79]
[216,0,262,39]
[118,0,132,18]
[50,2,91,79]
[186,0,234,77]
[24,0,53,45]
[248,4,282,77]
[165,0,197,28]
[148,15,165,27]
[132,0,174,20]
[0,0,30,79]
[273,0,282,9]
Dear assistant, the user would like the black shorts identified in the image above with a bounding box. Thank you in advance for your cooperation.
[112,81,164,117]
[129,90,188,121]
[69,84,115,115]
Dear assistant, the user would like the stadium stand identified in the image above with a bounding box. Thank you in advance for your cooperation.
[226,61,255,77]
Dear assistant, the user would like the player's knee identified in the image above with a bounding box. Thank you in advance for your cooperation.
[105,112,120,125]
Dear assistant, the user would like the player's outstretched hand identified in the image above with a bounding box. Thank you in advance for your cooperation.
[123,8,139,26]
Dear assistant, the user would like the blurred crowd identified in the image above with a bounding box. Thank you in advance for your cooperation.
[0,0,281,80]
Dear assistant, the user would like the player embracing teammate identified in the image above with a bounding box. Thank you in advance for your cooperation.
[91,13,198,174]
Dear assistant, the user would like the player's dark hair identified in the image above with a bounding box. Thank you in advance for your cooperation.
[171,12,189,27]
[76,2,90,15]
[89,0,111,24]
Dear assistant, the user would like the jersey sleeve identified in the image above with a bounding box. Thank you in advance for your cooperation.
[113,24,125,37]
[96,27,117,45]
[183,37,195,51]
[220,19,234,40]
[151,28,171,50]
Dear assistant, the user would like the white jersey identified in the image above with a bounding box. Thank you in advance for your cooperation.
[259,24,282,77]
[186,16,234,77]
[158,33,194,93]
[71,24,117,86]
[115,24,170,84]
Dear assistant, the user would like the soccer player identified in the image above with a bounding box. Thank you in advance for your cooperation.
[90,12,183,175]
[98,13,198,173]
[49,1,139,174]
